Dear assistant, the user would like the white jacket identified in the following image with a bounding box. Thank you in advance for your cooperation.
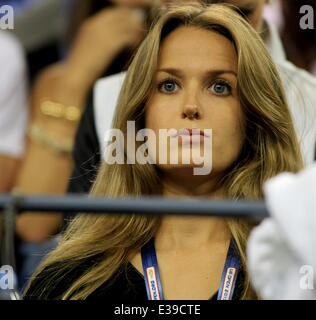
[247,163,316,299]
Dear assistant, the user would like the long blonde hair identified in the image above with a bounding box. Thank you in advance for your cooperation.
[24,3,303,300]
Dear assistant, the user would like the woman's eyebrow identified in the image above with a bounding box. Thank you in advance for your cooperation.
[157,68,183,77]
[157,68,237,78]
[205,69,237,78]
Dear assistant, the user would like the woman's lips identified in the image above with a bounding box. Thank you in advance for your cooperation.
[171,128,211,143]
[172,128,211,137]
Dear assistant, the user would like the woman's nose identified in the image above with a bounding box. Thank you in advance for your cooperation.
[181,86,203,120]
[182,104,200,120]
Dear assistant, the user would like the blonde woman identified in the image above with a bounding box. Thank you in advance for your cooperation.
[24,3,303,300]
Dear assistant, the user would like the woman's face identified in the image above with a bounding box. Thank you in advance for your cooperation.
[145,26,245,176]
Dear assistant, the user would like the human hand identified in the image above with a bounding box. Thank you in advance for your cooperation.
[64,6,145,90]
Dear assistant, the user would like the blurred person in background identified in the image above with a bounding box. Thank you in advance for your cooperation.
[14,0,149,243]
[0,30,28,280]
[279,0,316,75]
[1,0,64,81]
[0,31,28,194]
[12,0,152,289]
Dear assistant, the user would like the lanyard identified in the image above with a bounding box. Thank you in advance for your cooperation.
[141,237,240,300]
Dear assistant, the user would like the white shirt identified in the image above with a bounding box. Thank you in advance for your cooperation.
[266,21,316,167]
[0,31,28,158]
[94,22,316,165]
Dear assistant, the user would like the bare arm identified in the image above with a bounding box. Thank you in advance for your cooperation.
[14,6,144,243]
[14,62,95,243]
[14,65,75,243]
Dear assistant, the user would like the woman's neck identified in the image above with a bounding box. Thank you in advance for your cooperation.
[161,168,224,197]
[155,170,231,252]
[155,216,231,252]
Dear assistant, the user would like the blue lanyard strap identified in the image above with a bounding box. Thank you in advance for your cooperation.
[216,239,241,300]
[141,238,241,300]
[141,238,164,300]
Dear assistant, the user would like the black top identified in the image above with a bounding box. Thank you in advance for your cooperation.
[23,256,245,300]
[67,93,101,195]
[63,94,101,229]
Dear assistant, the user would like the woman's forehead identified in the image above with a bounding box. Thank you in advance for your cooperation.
[158,27,238,72]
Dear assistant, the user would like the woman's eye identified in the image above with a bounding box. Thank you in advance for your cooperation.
[210,81,232,96]
[158,80,179,93]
